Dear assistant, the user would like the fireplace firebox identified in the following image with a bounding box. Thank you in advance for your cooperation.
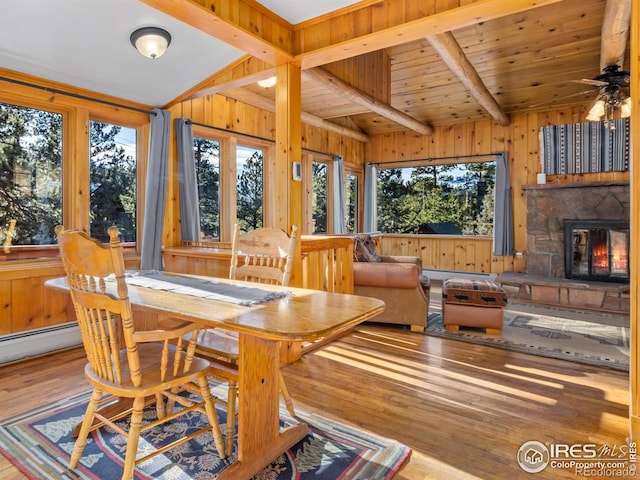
[564,220,629,283]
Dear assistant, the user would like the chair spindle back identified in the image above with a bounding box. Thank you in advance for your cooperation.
[229,224,299,286]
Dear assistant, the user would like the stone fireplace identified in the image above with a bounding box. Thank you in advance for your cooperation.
[523,181,630,280]
[497,181,631,312]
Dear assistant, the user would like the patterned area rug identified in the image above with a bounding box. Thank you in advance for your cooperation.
[0,388,410,480]
[425,302,630,371]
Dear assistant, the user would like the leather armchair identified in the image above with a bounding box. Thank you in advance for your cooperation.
[353,247,430,332]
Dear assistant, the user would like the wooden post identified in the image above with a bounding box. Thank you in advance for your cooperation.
[274,63,303,287]
[630,0,639,442]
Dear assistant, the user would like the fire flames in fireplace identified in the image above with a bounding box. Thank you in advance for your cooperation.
[564,220,629,283]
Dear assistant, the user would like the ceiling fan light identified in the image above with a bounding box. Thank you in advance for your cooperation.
[586,99,605,121]
[257,76,276,88]
[621,97,632,118]
[130,27,171,59]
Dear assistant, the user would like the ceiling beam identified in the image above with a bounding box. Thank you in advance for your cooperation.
[600,0,631,71]
[427,32,510,126]
[138,0,293,66]
[303,67,434,136]
[222,88,370,143]
[296,0,562,69]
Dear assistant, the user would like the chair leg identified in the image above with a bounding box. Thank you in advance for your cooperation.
[225,379,237,456]
[278,370,295,416]
[196,376,227,460]
[155,392,166,419]
[70,388,102,469]
[121,396,145,480]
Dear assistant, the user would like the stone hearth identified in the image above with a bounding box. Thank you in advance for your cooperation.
[497,272,630,313]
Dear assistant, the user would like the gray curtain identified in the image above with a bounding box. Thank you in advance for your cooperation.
[493,151,514,256]
[140,109,171,270]
[332,155,346,234]
[176,119,200,241]
[363,162,377,232]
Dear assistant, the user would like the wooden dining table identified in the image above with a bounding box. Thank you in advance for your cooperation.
[46,271,385,480]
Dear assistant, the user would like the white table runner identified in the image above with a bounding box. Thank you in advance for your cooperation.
[124,271,290,306]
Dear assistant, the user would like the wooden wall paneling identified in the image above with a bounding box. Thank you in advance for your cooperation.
[42,276,74,326]
[453,122,472,157]
[201,95,215,126]
[438,125,456,158]
[490,122,508,155]
[474,118,492,152]
[0,280,10,335]
[438,238,456,270]
[478,240,493,273]
[180,100,192,119]
[405,235,421,257]
[509,113,530,272]
[371,0,406,31]
[11,277,44,332]
[420,237,435,269]
[453,239,468,271]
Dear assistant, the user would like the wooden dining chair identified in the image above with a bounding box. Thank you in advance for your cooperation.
[193,223,300,454]
[55,225,228,480]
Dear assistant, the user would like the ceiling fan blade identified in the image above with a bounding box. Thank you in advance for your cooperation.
[528,89,599,109]
[572,78,608,87]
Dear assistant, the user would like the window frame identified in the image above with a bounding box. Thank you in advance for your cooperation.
[375,159,497,236]
[191,127,272,242]
[0,84,149,264]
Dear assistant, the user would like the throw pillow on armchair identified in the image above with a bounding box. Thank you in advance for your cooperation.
[353,234,381,262]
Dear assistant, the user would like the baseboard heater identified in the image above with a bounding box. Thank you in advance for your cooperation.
[0,322,81,365]
[423,269,497,282]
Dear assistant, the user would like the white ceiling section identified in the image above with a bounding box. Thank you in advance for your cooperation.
[256,0,363,24]
[0,0,244,107]
[0,0,365,108]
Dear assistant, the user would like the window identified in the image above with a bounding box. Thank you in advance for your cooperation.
[194,136,220,240]
[346,172,359,233]
[312,161,328,233]
[0,102,62,250]
[236,145,263,231]
[89,121,137,243]
[377,161,496,235]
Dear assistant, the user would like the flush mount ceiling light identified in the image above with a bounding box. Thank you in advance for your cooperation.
[130,27,171,59]
[257,76,276,88]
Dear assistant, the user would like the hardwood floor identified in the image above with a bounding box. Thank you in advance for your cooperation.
[0,325,629,480]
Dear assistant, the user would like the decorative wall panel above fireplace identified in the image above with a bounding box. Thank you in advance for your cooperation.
[539,118,630,174]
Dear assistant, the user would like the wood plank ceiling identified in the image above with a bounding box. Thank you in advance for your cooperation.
[170,0,630,138]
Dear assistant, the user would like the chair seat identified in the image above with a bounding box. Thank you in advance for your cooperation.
[83,343,212,396]
[194,329,239,363]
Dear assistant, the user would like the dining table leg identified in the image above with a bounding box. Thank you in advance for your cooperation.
[216,333,308,479]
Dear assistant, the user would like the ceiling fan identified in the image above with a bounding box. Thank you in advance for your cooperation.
[578,65,631,121]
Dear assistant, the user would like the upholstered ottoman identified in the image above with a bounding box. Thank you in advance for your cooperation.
[441,278,507,334]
